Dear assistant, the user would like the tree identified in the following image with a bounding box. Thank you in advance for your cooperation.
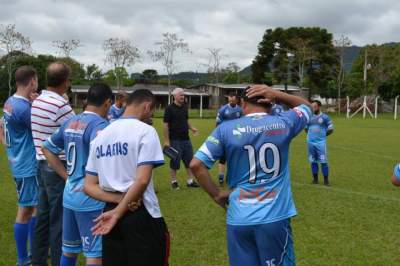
[52,39,81,58]
[85,64,101,81]
[222,62,241,84]
[142,69,158,83]
[148,33,190,103]
[0,24,32,96]
[103,38,140,89]
[205,48,224,83]
[334,34,351,113]
[289,37,315,89]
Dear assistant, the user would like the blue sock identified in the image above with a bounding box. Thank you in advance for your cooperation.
[14,223,29,265]
[60,254,77,266]
[28,216,36,253]
[311,163,319,175]
[321,163,329,177]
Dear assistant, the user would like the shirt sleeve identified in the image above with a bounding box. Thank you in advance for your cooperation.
[216,107,224,125]
[43,122,66,155]
[325,115,334,131]
[194,126,224,169]
[85,140,98,176]
[279,104,312,139]
[163,106,171,123]
[137,127,165,168]
[55,103,75,125]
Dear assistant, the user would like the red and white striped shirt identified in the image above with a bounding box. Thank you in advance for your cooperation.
[31,90,75,160]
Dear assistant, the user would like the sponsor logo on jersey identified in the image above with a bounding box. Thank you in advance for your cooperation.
[232,123,286,138]
[206,136,220,145]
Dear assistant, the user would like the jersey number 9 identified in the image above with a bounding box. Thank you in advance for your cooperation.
[67,142,77,176]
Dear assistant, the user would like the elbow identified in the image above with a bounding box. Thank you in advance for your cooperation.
[83,181,94,197]
[391,175,400,187]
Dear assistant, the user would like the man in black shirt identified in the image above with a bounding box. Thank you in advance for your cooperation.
[164,88,200,189]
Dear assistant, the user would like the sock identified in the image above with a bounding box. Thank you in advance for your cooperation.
[28,216,36,253]
[321,163,329,179]
[60,254,77,266]
[14,223,29,265]
[218,174,225,180]
[187,178,193,184]
[311,163,319,175]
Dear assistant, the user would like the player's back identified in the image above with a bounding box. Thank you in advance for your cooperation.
[3,95,37,178]
[61,112,108,210]
[198,105,310,225]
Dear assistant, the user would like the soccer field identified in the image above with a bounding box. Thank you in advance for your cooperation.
[1,115,400,265]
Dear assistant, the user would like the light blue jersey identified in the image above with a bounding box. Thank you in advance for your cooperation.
[195,105,311,226]
[107,104,124,121]
[216,104,243,125]
[43,111,108,211]
[306,113,333,144]
[270,104,285,115]
[3,95,37,178]
[394,164,400,181]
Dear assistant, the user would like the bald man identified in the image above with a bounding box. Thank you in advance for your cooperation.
[163,88,199,190]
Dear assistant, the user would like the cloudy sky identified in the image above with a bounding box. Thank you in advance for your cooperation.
[1,0,400,74]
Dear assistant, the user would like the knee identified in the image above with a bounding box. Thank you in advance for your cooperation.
[16,206,34,223]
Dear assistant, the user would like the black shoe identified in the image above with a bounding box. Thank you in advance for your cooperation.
[312,179,318,184]
[187,180,200,188]
[324,180,330,186]
[218,176,224,186]
[171,181,180,190]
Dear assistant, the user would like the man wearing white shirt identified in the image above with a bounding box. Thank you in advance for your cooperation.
[84,89,169,266]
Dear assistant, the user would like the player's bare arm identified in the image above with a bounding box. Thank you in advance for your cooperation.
[188,122,199,135]
[246,85,310,108]
[0,119,6,146]
[83,174,125,204]
[163,122,170,147]
[190,158,230,209]
[91,164,154,235]
[41,146,68,181]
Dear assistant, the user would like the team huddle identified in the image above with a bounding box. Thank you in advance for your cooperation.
[3,63,341,266]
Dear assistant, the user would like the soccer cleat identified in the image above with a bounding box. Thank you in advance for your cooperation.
[312,179,318,184]
[324,178,330,186]
[171,181,180,190]
[187,180,200,188]
[218,176,224,186]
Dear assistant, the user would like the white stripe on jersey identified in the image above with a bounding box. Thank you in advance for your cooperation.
[31,90,74,160]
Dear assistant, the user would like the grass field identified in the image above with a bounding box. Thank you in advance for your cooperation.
[1,114,400,265]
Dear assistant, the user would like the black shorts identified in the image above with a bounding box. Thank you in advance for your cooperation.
[103,203,170,266]
[169,140,193,170]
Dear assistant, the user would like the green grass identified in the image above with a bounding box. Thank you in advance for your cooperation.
[1,115,400,265]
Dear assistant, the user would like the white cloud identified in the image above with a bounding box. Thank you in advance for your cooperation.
[1,0,399,74]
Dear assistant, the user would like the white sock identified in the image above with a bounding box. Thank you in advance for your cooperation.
[187,178,193,184]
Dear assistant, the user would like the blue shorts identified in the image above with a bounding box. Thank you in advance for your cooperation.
[14,176,39,207]
[227,219,295,266]
[62,207,102,258]
[308,142,328,163]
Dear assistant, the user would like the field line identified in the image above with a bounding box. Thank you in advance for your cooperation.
[293,181,400,203]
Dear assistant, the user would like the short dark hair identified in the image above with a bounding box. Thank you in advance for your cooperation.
[86,83,113,107]
[312,100,322,107]
[46,62,71,87]
[126,89,155,106]
[15,66,37,86]
[116,91,127,101]
[240,89,271,109]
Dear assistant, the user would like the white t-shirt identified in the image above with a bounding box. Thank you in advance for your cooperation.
[86,117,165,218]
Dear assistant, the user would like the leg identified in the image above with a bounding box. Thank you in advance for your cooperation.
[317,143,329,186]
[255,219,296,266]
[32,165,50,266]
[308,143,318,184]
[226,225,259,266]
[169,140,182,189]
[42,162,65,266]
[60,208,81,266]
[182,141,199,187]
[311,163,319,184]
[103,203,126,266]
[75,209,103,266]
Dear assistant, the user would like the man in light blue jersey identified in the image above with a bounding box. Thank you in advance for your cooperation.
[107,91,127,122]
[42,83,116,266]
[190,85,311,266]
[1,66,39,266]
[391,164,400,186]
[215,93,242,185]
[305,100,334,186]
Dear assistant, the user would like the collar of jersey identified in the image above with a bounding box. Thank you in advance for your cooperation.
[120,116,137,120]
[41,90,64,99]
[13,94,30,102]
[83,111,101,117]
[245,112,268,117]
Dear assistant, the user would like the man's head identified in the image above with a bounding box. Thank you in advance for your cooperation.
[125,89,156,122]
[15,65,38,94]
[115,90,128,108]
[228,93,240,107]
[86,83,113,118]
[240,93,271,115]
[46,62,71,94]
[311,100,322,114]
[172,87,185,105]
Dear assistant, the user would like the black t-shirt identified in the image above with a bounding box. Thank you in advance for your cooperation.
[163,103,189,140]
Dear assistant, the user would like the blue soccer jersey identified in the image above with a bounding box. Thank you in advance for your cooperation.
[107,104,124,121]
[306,113,333,144]
[43,111,109,211]
[195,104,311,226]
[216,104,243,125]
[3,95,37,178]
[394,164,400,181]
